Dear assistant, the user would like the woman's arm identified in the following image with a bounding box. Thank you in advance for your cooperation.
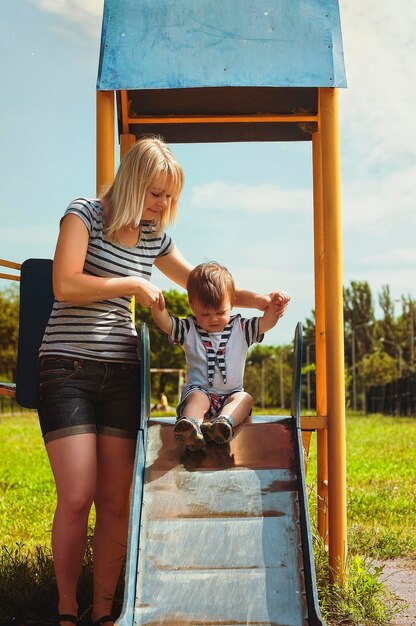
[53,214,164,307]
[154,244,193,289]
[235,289,291,311]
[155,245,289,313]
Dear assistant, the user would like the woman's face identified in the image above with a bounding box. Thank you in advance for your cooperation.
[142,174,172,221]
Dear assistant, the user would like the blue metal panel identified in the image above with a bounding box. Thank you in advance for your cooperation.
[97,0,346,91]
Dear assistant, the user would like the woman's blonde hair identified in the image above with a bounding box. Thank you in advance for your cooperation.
[100,136,184,243]
[187,262,236,309]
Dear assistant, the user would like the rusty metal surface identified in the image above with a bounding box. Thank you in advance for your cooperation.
[133,416,310,625]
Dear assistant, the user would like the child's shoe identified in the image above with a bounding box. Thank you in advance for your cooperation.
[173,417,205,451]
[201,416,234,444]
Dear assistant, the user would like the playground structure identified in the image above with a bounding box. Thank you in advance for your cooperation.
[0,0,347,623]
[96,0,347,579]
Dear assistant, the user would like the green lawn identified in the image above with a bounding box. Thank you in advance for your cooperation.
[1,411,415,559]
[0,411,56,549]
[0,410,414,624]
[307,413,416,561]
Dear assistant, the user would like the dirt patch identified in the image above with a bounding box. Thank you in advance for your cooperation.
[377,559,416,626]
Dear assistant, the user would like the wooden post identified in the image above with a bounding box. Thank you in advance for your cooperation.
[320,87,347,582]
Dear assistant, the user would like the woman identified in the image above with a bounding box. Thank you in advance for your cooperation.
[38,136,280,626]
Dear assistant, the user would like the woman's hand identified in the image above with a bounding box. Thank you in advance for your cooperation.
[132,278,165,309]
[255,291,291,312]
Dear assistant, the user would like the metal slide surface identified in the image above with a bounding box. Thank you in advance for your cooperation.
[117,324,324,626]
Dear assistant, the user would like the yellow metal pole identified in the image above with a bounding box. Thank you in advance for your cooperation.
[319,87,347,581]
[312,130,329,545]
[120,133,136,159]
[119,133,137,320]
[96,90,115,195]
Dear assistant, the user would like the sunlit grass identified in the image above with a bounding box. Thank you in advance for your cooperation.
[1,411,413,624]
[0,412,56,549]
[308,413,416,561]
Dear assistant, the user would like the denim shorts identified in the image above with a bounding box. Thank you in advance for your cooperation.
[38,356,141,443]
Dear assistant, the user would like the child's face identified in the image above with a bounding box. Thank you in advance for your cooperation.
[190,297,233,333]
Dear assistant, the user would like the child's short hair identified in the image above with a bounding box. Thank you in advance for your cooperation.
[187,262,235,309]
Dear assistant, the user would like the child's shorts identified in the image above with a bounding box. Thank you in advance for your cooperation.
[176,384,242,419]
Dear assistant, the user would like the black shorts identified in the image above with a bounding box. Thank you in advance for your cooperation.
[38,356,140,443]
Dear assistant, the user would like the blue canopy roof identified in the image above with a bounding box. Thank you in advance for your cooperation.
[97,0,346,91]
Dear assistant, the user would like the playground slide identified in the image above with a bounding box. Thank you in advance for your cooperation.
[116,325,325,626]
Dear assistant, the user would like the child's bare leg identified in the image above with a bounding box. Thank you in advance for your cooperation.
[201,392,252,444]
[221,391,253,428]
[180,391,210,423]
[174,391,210,450]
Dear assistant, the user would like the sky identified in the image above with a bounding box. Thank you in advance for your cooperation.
[0,0,415,346]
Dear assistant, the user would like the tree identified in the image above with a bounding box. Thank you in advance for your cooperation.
[244,344,292,409]
[0,286,19,380]
[358,350,398,388]
[400,296,416,372]
[344,281,376,367]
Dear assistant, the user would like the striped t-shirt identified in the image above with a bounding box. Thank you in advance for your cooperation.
[39,198,173,363]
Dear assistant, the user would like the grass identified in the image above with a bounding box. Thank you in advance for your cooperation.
[0,412,57,548]
[1,410,414,624]
[307,413,416,561]
[313,540,401,625]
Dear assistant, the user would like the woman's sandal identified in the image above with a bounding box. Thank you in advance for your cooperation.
[92,616,114,626]
[57,615,78,625]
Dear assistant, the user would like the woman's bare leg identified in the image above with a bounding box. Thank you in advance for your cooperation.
[46,433,97,625]
[91,435,136,623]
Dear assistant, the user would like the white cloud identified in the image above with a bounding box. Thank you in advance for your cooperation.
[339,0,416,166]
[190,181,312,214]
[342,163,416,233]
[31,0,104,35]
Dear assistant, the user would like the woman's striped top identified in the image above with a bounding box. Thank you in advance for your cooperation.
[39,198,173,363]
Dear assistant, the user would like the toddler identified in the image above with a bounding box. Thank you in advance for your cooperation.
[151,262,290,451]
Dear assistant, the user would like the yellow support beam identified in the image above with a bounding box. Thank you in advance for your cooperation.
[0,259,21,282]
[120,134,136,159]
[300,415,328,430]
[312,130,329,545]
[125,113,318,125]
[96,91,115,195]
[320,87,347,582]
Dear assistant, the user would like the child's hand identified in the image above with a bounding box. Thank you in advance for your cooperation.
[150,294,166,311]
[259,298,289,333]
[266,301,287,321]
